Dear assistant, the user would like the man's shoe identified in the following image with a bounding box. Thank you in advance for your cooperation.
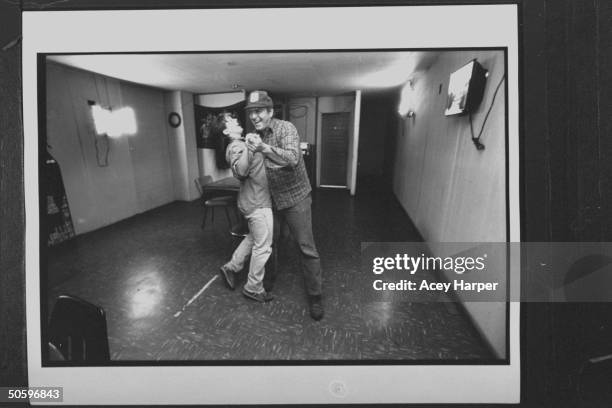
[263,281,274,293]
[219,265,235,290]
[308,295,324,321]
[242,288,274,303]
[263,275,276,293]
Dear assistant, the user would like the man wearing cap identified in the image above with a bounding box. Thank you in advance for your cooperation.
[244,90,324,321]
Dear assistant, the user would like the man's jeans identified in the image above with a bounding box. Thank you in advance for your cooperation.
[276,194,322,296]
[227,208,273,294]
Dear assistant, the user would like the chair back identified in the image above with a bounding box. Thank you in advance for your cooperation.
[48,294,110,363]
[194,176,213,197]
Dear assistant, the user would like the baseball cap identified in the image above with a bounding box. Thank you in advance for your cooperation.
[245,90,274,110]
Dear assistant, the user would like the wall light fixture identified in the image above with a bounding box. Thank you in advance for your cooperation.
[88,100,137,137]
[398,80,416,118]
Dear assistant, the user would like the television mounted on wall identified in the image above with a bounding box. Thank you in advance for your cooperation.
[444,59,488,116]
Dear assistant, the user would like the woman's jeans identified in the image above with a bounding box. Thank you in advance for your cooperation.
[227,207,273,294]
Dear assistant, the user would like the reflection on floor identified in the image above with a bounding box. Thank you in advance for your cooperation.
[47,185,495,361]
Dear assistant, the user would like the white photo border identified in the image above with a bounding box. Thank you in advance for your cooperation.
[24,5,520,405]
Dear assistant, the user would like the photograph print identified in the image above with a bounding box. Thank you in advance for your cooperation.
[40,49,509,365]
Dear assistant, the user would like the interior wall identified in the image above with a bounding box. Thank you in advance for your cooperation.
[287,96,317,144]
[165,91,188,200]
[194,92,244,181]
[164,90,200,201]
[316,94,355,188]
[181,91,200,201]
[46,62,174,235]
[391,50,507,357]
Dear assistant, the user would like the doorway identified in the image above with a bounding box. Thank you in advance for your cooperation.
[319,112,350,187]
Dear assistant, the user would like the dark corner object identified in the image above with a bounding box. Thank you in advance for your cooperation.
[563,255,612,404]
[47,294,110,363]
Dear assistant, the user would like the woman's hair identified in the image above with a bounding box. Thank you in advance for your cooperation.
[209,111,236,169]
[209,112,230,139]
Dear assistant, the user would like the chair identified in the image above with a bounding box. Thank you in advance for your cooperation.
[194,176,237,230]
[47,294,110,363]
[48,341,66,361]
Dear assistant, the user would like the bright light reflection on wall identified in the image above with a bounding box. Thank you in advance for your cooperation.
[114,107,137,135]
[398,80,414,116]
[91,104,113,135]
[91,105,137,137]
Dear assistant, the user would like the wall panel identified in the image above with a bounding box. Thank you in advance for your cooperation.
[391,50,507,357]
[46,62,175,235]
[121,83,174,213]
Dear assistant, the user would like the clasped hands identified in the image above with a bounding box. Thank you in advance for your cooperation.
[245,133,267,153]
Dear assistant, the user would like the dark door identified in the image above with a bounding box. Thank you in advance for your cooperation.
[320,112,350,186]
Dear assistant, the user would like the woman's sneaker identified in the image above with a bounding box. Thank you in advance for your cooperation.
[219,265,235,290]
[242,288,274,303]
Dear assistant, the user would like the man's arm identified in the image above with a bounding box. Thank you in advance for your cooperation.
[248,122,300,167]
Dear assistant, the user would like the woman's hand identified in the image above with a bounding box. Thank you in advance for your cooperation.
[246,133,263,152]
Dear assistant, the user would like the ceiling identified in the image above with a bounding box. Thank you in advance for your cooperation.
[48,51,440,97]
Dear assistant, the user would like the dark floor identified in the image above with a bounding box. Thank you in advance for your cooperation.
[46,182,497,362]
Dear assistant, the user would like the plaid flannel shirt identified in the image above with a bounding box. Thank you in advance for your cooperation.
[261,118,311,210]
